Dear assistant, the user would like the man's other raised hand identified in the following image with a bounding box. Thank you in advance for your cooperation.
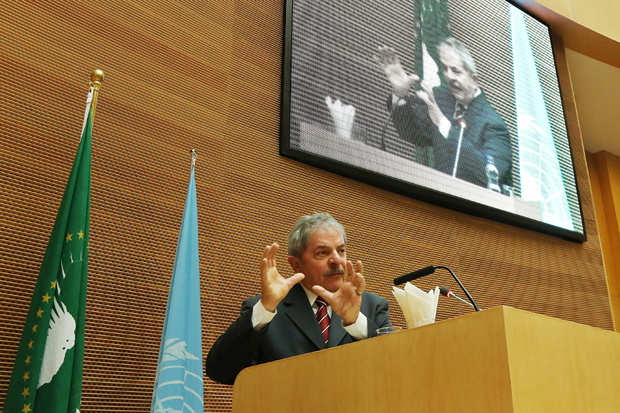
[260,243,305,312]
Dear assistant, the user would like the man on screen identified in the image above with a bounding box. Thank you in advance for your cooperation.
[376,37,513,189]
[205,213,391,385]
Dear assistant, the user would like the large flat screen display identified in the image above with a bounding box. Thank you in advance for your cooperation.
[280,0,585,242]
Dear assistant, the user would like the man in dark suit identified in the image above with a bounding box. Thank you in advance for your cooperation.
[205,213,392,385]
[377,37,512,189]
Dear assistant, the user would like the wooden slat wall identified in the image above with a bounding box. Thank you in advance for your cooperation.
[0,1,611,411]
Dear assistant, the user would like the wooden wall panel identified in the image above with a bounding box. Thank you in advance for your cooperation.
[0,1,612,412]
[587,150,620,330]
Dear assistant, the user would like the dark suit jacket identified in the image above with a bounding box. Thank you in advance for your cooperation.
[205,283,391,385]
[389,86,513,188]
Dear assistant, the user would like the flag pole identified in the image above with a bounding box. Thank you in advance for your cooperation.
[89,69,105,126]
[190,148,197,169]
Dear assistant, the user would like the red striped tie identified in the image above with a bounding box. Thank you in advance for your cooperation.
[315,296,330,344]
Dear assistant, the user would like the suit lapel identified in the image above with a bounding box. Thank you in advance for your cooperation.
[463,92,487,143]
[327,311,347,348]
[282,284,326,350]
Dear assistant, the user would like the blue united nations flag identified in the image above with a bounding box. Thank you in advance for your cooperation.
[152,157,203,413]
[510,5,574,231]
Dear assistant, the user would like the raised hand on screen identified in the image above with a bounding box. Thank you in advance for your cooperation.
[374,46,420,99]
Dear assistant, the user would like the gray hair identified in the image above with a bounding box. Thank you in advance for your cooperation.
[438,37,477,74]
[288,213,347,258]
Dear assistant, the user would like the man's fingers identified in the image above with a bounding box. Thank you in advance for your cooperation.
[372,53,382,66]
[356,272,365,295]
[342,261,364,296]
[260,257,269,277]
[286,273,305,287]
[344,260,363,279]
[416,90,431,105]
[419,81,436,102]
[355,260,363,275]
[375,46,398,66]
[312,285,334,303]
[345,260,356,280]
[261,244,271,261]
[261,243,281,285]
[267,243,279,264]
[262,243,277,265]
[383,46,397,64]
[352,261,365,295]
[406,74,420,86]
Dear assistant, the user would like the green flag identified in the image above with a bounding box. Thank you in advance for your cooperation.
[3,100,92,413]
[413,0,452,86]
[412,0,452,167]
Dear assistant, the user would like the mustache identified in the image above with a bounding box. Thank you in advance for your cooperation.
[324,266,345,276]
[449,80,462,90]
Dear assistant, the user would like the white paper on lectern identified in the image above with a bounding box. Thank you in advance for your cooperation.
[392,283,439,328]
[392,287,414,326]
[325,96,356,140]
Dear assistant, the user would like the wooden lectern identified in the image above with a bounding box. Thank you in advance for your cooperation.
[232,306,620,412]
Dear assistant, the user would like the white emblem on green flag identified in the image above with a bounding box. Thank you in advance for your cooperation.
[38,298,77,388]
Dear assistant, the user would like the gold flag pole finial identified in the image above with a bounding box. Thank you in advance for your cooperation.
[190,149,198,169]
[89,69,105,126]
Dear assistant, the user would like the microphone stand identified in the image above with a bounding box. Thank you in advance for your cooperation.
[448,291,475,308]
[452,120,466,177]
[379,107,396,151]
[434,265,481,311]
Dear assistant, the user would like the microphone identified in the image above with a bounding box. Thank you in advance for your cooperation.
[439,286,478,309]
[394,265,481,311]
[439,286,453,297]
[393,265,435,285]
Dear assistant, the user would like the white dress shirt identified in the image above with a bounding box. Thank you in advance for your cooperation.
[251,284,368,340]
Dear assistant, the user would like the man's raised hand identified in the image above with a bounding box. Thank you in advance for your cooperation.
[260,243,305,312]
[374,46,420,99]
[312,260,365,326]
[416,81,446,127]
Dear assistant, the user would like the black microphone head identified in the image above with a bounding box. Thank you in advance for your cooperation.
[439,286,452,297]
[393,265,436,285]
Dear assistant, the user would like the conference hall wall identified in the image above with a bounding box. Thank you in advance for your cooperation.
[0,1,610,411]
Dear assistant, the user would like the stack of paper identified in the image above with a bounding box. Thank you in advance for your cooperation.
[392,283,439,328]
[325,96,356,140]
